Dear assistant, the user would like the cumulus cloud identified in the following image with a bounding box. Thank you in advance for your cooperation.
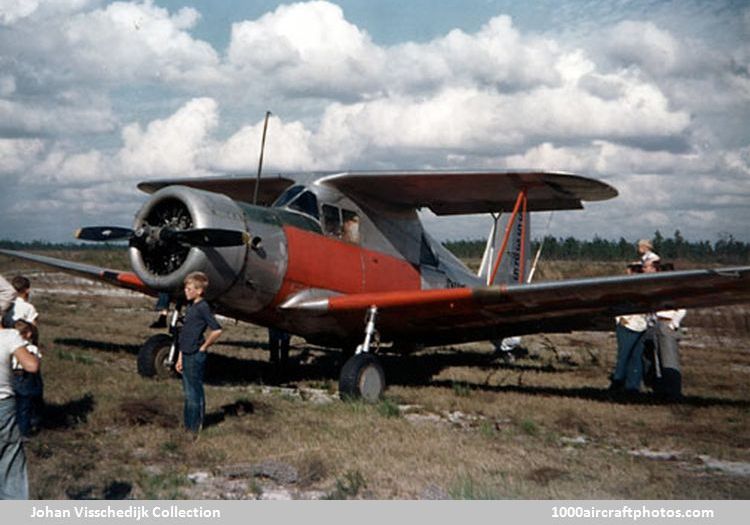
[0,1,748,243]
[204,115,316,172]
[0,138,44,174]
[227,1,384,98]
[118,97,218,177]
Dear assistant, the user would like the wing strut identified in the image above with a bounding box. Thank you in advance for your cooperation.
[489,188,529,285]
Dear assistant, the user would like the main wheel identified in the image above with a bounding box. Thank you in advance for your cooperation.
[137,334,177,379]
[339,353,385,402]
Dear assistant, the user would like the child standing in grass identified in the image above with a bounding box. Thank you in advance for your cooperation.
[11,320,43,437]
[175,272,222,435]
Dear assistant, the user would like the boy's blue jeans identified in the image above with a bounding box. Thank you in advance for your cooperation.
[181,351,207,433]
[13,372,43,437]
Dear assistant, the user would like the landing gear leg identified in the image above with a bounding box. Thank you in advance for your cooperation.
[339,306,385,402]
[137,302,181,379]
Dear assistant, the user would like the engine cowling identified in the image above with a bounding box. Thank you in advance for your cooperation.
[129,185,248,300]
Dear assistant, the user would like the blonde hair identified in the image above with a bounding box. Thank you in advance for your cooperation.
[184,271,209,291]
[637,239,653,250]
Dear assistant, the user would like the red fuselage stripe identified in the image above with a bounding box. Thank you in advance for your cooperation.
[271,226,422,306]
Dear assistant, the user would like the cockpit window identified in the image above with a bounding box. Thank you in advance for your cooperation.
[272,185,304,208]
[322,204,341,236]
[288,190,319,220]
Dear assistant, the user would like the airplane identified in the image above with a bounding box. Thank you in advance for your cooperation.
[1,170,749,402]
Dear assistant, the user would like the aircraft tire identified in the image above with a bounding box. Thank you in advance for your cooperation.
[138,334,177,379]
[338,353,385,403]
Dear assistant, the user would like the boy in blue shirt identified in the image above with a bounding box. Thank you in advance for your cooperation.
[175,272,222,434]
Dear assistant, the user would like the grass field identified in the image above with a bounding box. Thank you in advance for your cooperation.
[1,251,748,499]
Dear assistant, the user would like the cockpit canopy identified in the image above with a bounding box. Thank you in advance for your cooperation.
[273,185,319,220]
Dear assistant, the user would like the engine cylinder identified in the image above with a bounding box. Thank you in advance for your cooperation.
[129,185,248,300]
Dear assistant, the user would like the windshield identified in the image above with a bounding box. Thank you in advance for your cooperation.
[288,190,319,220]
[272,185,305,208]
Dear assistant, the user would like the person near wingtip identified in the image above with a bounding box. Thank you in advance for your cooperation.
[1,318,40,499]
[637,239,660,266]
[610,264,648,394]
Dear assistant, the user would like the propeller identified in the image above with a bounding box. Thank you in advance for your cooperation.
[159,228,250,247]
[75,226,249,247]
[75,226,134,242]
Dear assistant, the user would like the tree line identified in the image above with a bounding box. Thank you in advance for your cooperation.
[444,230,750,264]
[0,240,124,251]
[2,230,749,264]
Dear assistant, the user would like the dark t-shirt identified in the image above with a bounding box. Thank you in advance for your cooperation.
[178,300,221,355]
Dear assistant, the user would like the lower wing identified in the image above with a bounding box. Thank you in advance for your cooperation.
[284,267,750,345]
[0,249,154,297]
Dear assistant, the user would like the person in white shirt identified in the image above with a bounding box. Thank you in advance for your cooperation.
[610,265,649,393]
[652,305,687,401]
[10,276,38,326]
[0,323,39,499]
[0,274,15,317]
[641,262,686,401]
[637,239,660,266]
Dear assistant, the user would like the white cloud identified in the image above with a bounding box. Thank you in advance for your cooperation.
[0,0,40,25]
[205,115,316,172]
[0,96,116,137]
[0,137,44,174]
[63,1,221,85]
[118,97,218,177]
[228,1,384,97]
[605,21,680,75]
[0,1,748,243]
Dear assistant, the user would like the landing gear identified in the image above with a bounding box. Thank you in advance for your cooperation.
[137,334,178,379]
[339,353,385,402]
[338,306,386,402]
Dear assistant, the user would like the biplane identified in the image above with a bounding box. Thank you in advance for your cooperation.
[2,170,749,400]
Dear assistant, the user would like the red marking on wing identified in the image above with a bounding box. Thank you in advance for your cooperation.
[115,272,148,290]
[327,287,474,312]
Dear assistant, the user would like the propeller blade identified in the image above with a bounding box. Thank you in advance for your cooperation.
[75,226,134,242]
[161,228,249,247]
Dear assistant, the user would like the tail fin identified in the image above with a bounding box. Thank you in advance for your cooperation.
[477,212,531,285]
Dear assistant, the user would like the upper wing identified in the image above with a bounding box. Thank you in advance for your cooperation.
[137,175,296,205]
[284,267,750,344]
[0,249,154,297]
[318,170,618,215]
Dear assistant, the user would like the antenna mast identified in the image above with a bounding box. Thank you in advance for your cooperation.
[253,110,272,205]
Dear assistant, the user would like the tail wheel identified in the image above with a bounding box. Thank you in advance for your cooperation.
[138,334,177,379]
[339,353,385,402]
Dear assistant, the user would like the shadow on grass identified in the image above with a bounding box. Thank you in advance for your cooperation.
[42,393,96,430]
[204,399,255,429]
[202,346,575,389]
[427,380,750,409]
[54,338,140,355]
[47,338,750,409]
[218,339,270,350]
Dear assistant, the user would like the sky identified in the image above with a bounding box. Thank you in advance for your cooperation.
[0,0,748,243]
